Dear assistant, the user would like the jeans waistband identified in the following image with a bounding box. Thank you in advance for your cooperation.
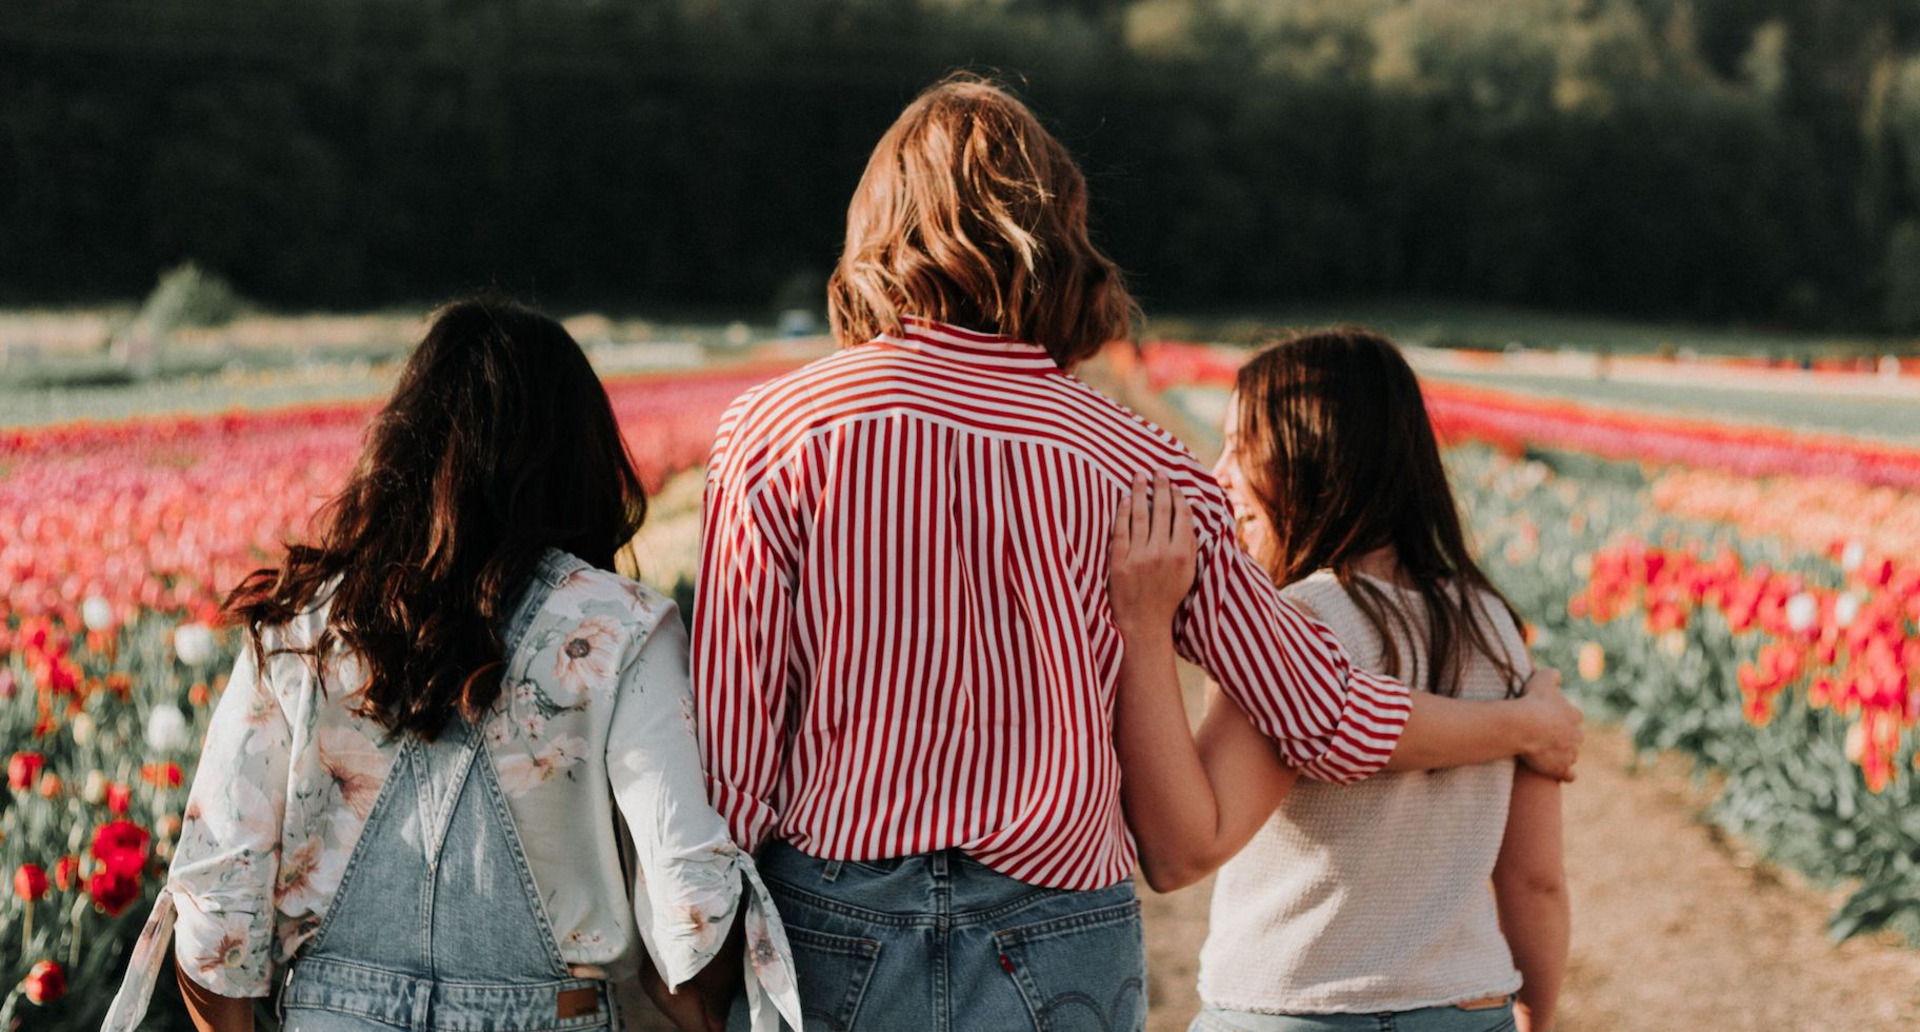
[282,956,608,1032]
[815,846,964,880]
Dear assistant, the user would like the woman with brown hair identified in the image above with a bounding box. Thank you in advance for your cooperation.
[102,298,802,1032]
[1108,327,1569,1032]
[695,77,1581,1032]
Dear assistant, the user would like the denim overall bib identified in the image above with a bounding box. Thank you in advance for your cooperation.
[277,713,614,1032]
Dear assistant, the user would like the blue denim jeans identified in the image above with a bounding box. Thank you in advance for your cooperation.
[276,716,614,1032]
[738,841,1146,1032]
[1191,1000,1516,1032]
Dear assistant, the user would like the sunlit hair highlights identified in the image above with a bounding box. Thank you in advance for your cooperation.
[225,297,648,740]
[1233,326,1523,697]
[827,74,1138,368]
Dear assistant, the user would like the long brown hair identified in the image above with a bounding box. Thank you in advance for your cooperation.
[225,297,649,739]
[1233,326,1522,697]
[827,73,1138,368]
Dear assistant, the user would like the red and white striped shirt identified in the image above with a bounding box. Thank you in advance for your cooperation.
[692,317,1412,890]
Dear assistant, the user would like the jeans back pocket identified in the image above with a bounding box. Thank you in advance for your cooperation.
[785,925,883,1032]
[993,899,1146,1032]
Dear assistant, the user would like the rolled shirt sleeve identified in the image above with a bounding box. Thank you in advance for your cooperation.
[607,612,803,1032]
[169,639,293,994]
[105,640,292,1031]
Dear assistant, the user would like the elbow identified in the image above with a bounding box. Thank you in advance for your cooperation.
[1139,862,1207,894]
[1495,868,1567,901]
[1137,849,1221,894]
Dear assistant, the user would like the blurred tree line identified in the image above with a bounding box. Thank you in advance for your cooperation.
[6,0,1920,329]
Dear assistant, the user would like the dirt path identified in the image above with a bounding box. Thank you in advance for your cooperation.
[1140,723,1920,1032]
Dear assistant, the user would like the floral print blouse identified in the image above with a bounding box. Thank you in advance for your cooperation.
[103,553,802,1031]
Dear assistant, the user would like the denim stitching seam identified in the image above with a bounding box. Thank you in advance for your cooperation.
[296,744,415,958]
[762,875,931,927]
[991,900,1142,947]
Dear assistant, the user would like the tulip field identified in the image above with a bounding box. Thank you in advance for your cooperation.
[4,340,1919,1028]
[1144,341,1920,947]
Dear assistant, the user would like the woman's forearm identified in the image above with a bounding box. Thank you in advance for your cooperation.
[1112,629,1225,891]
[1388,676,1582,779]
[1494,771,1568,1032]
[1114,630,1298,892]
[1388,692,1535,770]
[1497,881,1569,1032]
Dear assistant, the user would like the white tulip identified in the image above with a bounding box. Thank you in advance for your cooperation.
[70,712,97,747]
[1785,592,1818,633]
[174,623,216,667]
[1836,592,1862,628]
[1840,541,1865,572]
[82,769,108,804]
[1659,630,1688,659]
[146,704,191,752]
[82,596,116,632]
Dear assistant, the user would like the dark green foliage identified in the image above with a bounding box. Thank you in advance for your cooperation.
[2,0,1918,329]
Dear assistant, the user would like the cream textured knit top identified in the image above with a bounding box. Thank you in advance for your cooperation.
[1196,571,1528,1014]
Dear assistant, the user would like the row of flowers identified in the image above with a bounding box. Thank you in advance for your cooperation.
[0,363,794,642]
[1572,538,1917,792]
[1138,339,1920,490]
[1453,446,1920,943]
[1,363,795,1027]
[1647,467,1920,582]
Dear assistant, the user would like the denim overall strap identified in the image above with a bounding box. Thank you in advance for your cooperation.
[282,716,607,1031]
[500,549,591,663]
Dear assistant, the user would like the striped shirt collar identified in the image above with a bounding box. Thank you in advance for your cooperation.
[873,316,1061,373]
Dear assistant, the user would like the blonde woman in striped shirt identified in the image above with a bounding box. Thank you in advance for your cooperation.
[695,76,1583,1032]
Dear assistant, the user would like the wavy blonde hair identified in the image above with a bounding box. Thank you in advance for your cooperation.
[827,74,1138,367]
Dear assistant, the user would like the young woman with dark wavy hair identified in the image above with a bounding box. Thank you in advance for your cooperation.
[694,77,1582,1032]
[103,298,802,1032]
[1108,327,1570,1032]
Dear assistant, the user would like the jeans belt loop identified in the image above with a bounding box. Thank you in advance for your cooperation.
[820,858,843,883]
[930,850,951,878]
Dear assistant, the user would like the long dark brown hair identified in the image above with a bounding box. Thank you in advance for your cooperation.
[1233,326,1522,697]
[225,297,648,739]
[827,73,1139,368]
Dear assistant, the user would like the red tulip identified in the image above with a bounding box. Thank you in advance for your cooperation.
[91,820,152,875]
[140,762,184,789]
[23,960,66,1005]
[53,855,80,892]
[7,751,43,791]
[13,863,49,902]
[87,869,141,917]
[106,781,133,815]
